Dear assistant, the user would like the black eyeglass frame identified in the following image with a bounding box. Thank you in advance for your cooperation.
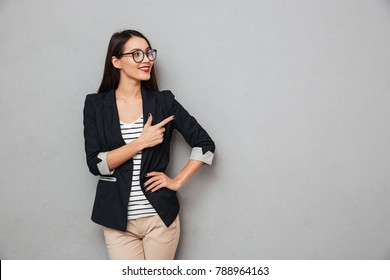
[120,49,157,63]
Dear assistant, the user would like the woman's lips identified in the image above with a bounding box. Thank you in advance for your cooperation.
[138,66,150,73]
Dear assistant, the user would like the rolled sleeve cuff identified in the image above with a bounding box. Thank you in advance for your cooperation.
[189,147,214,165]
[97,152,114,175]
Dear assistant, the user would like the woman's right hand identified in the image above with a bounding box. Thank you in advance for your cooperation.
[137,114,174,149]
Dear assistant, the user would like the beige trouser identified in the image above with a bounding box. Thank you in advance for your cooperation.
[103,215,180,260]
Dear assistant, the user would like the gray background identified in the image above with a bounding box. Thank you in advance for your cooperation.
[1,0,390,259]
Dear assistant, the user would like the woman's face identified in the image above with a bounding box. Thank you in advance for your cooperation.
[113,36,154,83]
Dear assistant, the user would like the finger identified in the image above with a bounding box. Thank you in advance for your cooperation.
[144,172,163,186]
[144,176,160,187]
[150,184,165,193]
[146,180,164,192]
[145,113,153,127]
[156,115,175,127]
[145,171,162,178]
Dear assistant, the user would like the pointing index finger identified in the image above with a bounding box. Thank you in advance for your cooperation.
[156,115,175,127]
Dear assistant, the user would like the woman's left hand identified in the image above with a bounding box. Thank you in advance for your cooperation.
[144,172,181,192]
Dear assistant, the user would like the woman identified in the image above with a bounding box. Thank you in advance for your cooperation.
[83,29,215,260]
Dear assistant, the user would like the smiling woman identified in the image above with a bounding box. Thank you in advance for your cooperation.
[83,29,215,260]
[111,37,157,91]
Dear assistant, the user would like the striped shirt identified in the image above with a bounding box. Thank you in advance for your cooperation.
[120,115,157,220]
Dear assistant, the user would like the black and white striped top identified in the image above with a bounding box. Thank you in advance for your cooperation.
[120,115,157,220]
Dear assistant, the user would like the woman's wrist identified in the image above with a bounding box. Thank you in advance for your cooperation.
[173,176,184,190]
[132,138,146,151]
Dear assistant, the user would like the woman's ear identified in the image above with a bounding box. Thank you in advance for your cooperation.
[112,56,121,69]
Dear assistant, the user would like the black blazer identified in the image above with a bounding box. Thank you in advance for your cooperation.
[83,87,215,231]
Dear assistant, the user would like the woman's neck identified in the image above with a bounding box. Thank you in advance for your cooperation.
[115,79,142,100]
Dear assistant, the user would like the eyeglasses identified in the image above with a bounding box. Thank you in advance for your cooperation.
[120,49,157,63]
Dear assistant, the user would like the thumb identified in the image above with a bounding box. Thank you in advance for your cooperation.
[145,113,153,126]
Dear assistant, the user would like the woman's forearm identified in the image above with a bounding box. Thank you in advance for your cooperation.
[106,139,144,171]
[144,160,204,192]
[173,160,205,189]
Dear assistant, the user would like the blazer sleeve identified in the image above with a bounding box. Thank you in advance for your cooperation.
[166,91,216,165]
[83,94,114,176]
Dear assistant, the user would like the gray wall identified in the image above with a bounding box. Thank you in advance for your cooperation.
[1,0,390,259]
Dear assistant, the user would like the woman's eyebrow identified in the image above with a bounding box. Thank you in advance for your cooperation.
[129,47,151,52]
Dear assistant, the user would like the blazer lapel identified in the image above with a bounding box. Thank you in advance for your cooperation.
[141,86,157,173]
[102,89,126,149]
[141,86,157,126]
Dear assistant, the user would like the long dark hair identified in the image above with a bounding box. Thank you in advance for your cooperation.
[97,30,159,93]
